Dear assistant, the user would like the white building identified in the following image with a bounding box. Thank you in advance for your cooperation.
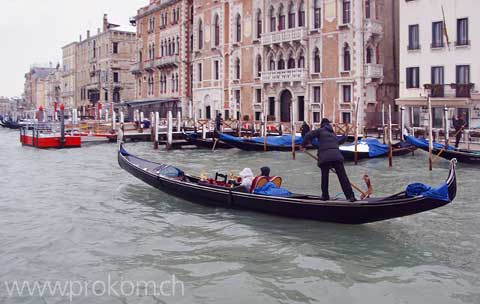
[396,0,480,129]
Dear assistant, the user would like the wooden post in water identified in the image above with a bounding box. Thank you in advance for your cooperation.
[112,110,116,131]
[381,103,386,144]
[202,123,206,139]
[428,95,433,171]
[154,112,159,150]
[400,106,405,140]
[291,101,296,160]
[150,112,155,142]
[177,111,181,132]
[120,110,124,125]
[60,104,65,149]
[388,105,393,167]
[167,110,173,150]
[444,106,449,148]
[354,99,360,165]
[140,112,145,131]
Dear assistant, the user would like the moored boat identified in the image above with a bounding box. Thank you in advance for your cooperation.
[183,132,233,149]
[405,135,480,164]
[218,133,347,152]
[118,144,457,225]
[340,138,417,161]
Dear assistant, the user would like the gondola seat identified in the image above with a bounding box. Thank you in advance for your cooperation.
[250,176,269,193]
[269,176,282,188]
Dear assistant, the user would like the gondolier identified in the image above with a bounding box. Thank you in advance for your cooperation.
[215,113,223,133]
[300,118,356,202]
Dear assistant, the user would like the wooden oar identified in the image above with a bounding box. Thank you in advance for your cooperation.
[212,138,218,151]
[303,150,369,198]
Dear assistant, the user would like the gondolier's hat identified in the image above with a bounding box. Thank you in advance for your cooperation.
[321,118,331,127]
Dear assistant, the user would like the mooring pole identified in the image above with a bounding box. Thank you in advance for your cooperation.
[444,106,449,148]
[60,104,65,149]
[154,112,159,150]
[428,95,433,171]
[167,110,173,150]
[388,104,393,167]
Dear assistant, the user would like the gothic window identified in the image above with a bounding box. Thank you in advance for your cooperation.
[198,19,203,49]
[235,57,241,79]
[314,0,321,29]
[256,55,262,77]
[288,2,295,29]
[269,6,276,32]
[343,44,351,71]
[298,1,305,27]
[278,4,285,31]
[235,14,242,42]
[314,48,320,73]
[256,10,262,39]
[298,51,305,68]
[214,14,220,46]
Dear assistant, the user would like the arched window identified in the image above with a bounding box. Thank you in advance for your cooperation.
[168,38,171,55]
[314,48,320,73]
[256,10,262,39]
[235,57,241,79]
[298,1,305,27]
[160,41,164,56]
[139,50,142,63]
[278,4,285,31]
[256,55,262,77]
[171,74,175,93]
[198,19,203,49]
[298,51,305,68]
[278,56,285,70]
[269,6,276,32]
[214,14,220,46]
[314,0,321,29]
[176,36,180,54]
[287,54,295,69]
[288,2,295,29]
[235,14,242,42]
[176,73,179,92]
[269,56,275,70]
[342,0,351,24]
[343,44,351,71]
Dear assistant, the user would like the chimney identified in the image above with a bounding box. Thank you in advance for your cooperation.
[79,35,82,42]
[87,30,90,39]
[103,14,109,32]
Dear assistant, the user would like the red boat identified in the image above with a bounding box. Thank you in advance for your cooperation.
[20,125,81,148]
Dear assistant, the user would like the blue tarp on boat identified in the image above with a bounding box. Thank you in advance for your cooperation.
[405,135,455,151]
[219,133,302,147]
[253,182,292,197]
[343,138,389,157]
[406,182,450,202]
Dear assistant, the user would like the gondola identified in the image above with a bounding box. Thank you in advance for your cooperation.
[118,144,457,225]
[218,133,347,152]
[2,120,22,129]
[183,132,233,149]
[405,135,480,164]
[340,139,417,161]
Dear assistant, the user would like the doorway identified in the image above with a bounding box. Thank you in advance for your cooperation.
[280,90,292,122]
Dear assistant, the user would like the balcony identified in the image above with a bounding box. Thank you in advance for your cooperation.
[155,55,180,69]
[426,83,474,98]
[261,68,307,83]
[364,19,383,36]
[364,64,383,81]
[261,28,307,46]
[130,62,143,74]
[144,60,155,71]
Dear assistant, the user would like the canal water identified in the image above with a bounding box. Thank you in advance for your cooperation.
[0,128,479,303]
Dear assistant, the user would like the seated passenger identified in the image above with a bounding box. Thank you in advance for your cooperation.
[239,168,254,191]
[258,166,282,188]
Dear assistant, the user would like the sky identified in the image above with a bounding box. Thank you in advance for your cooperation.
[0,0,147,97]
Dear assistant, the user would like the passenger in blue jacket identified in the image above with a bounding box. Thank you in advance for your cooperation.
[300,118,356,202]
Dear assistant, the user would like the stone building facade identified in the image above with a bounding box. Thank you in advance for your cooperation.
[61,42,77,110]
[132,0,398,126]
[24,66,57,110]
[130,0,193,118]
[396,0,480,129]
[62,14,136,116]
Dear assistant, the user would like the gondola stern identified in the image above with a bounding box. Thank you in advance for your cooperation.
[446,158,458,202]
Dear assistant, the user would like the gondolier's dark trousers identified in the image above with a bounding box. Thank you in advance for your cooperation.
[455,128,462,148]
[319,161,355,200]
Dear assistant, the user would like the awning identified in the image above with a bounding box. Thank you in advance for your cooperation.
[118,98,180,108]
[395,97,470,107]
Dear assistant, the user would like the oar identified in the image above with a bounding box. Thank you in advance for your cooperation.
[212,138,219,151]
[303,150,369,199]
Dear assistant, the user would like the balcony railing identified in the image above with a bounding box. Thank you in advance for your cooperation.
[155,55,180,69]
[364,64,383,80]
[144,60,155,71]
[130,62,143,74]
[261,27,307,45]
[426,83,474,98]
[364,19,383,36]
[261,68,307,83]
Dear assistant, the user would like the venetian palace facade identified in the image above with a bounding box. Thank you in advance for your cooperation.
[132,0,398,127]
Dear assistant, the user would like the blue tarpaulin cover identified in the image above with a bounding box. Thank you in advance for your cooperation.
[343,138,389,157]
[405,136,455,151]
[253,182,292,197]
[406,182,450,202]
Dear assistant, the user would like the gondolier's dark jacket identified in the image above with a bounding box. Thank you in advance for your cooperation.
[301,124,344,165]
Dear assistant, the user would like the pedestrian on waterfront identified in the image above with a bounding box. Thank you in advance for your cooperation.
[300,121,311,138]
[452,113,467,148]
[300,118,356,202]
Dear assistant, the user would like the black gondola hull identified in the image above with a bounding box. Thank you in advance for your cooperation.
[183,133,233,149]
[118,146,457,224]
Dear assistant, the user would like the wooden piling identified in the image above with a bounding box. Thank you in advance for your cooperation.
[388,105,393,167]
[154,112,159,150]
[444,106,449,148]
[428,96,433,171]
